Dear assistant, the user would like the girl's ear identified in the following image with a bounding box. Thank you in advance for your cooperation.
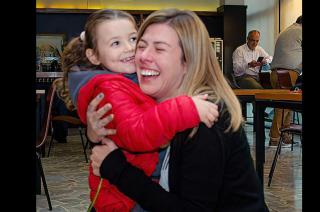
[86,48,100,65]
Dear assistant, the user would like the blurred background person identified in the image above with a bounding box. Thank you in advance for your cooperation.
[269,15,302,146]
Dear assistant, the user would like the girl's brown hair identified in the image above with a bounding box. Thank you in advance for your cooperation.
[60,9,137,110]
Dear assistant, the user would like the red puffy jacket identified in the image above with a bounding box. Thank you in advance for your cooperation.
[77,74,200,211]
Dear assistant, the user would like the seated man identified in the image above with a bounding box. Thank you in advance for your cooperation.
[232,30,272,89]
[269,16,302,146]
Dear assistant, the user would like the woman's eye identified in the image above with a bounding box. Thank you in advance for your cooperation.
[137,45,146,49]
[111,41,119,47]
[156,48,165,52]
[130,37,137,43]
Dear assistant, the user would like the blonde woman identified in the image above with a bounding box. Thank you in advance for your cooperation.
[89,9,268,211]
[63,9,219,211]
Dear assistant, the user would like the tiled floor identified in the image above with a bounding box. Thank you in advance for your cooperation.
[36,123,302,212]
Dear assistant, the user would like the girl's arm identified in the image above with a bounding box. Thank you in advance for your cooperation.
[93,82,217,152]
[94,84,198,152]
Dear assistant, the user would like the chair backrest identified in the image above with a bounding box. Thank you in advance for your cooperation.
[227,72,240,89]
[258,72,272,89]
[276,70,292,89]
[36,81,57,149]
[50,78,83,126]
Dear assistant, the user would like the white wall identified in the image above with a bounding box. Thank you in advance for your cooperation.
[280,0,302,31]
[245,0,302,57]
[220,0,244,5]
[37,0,220,11]
[245,0,277,55]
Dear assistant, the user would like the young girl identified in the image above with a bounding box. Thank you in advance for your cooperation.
[61,9,219,212]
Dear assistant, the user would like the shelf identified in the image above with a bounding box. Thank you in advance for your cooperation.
[36,72,64,78]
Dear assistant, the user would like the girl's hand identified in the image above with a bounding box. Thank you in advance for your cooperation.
[192,94,219,128]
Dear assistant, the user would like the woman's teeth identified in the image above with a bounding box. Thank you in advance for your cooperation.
[140,70,160,76]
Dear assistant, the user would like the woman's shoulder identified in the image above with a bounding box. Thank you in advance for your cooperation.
[195,108,247,149]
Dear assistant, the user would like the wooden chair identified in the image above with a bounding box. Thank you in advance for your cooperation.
[36,83,55,210]
[276,70,293,89]
[228,73,241,89]
[267,70,302,186]
[268,124,302,186]
[47,78,89,163]
[47,115,89,163]
[276,70,301,124]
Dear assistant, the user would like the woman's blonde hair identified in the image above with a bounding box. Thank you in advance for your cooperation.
[137,9,243,132]
[61,9,137,110]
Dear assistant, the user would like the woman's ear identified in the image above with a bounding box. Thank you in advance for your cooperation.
[86,49,100,65]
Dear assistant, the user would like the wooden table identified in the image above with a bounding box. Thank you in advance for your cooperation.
[255,91,302,101]
[254,90,302,187]
[233,89,288,126]
[233,89,288,96]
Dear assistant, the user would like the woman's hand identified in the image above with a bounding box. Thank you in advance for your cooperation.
[86,93,116,142]
[91,138,118,176]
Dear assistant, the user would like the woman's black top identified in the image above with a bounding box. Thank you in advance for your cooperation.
[100,111,268,212]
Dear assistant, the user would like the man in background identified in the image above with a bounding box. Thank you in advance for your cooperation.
[233,30,273,89]
[269,16,302,146]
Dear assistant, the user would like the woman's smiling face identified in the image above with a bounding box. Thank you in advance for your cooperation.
[135,23,187,102]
